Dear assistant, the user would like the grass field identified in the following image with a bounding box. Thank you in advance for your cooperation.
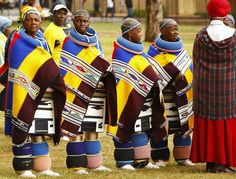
[0,20,235,178]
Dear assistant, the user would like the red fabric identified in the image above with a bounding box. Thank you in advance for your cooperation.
[207,0,230,17]
[190,116,236,167]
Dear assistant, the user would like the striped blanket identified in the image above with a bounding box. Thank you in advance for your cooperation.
[148,44,193,136]
[108,37,167,143]
[5,30,66,144]
[60,35,117,137]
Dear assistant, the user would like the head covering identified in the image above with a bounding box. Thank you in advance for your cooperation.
[225,14,235,25]
[0,16,12,33]
[207,0,230,17]
[52,4,69,12]
[159,18,178,30]
[20,6,41,22]
[121,18,141,35]
[74,9,90,18]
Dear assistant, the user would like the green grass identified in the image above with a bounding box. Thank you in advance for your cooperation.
[0,21,235,178]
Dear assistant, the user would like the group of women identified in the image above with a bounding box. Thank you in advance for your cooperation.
[0,0,235,177]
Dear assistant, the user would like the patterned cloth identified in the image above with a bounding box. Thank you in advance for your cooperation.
[4,29,66,144]
[191,28,236,167]
[60,29,117,137]
[148,37,193,136]
[107,36,167,143]
[193,28,236,119]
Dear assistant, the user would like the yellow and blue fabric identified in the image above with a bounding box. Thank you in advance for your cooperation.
[20,6,41,22]
[0,32,6,67]
[108,35,167,143]
[59,27,117,137]
[5,29,66,145]
[147,35,193,137]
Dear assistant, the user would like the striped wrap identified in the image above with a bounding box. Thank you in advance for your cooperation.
[60,33,117,137]
[107,37,167,143]
[5,31,66,145]
[148,40,193,137]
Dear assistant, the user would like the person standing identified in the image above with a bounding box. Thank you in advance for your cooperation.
[147,18,194,167]
[107,17,167,170]
[93,0,103,17]
[105,0,114,18]
[0,16,13,135]
[125,0,133,18]
[21,0,43,13]
[59,10,117,175]
[190,0,236,173]
[0,16,12,67]
[44,2,69,65]
[3,6,66,177]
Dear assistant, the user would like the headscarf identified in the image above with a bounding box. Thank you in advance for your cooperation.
[74,9,90,18]
[121,18,141,35]
[159,18,178,30]
[207,0,230,17]
[0,16,12,33]
[20,5,41,22]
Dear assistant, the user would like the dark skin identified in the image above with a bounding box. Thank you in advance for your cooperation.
[160,24,178,42]
[22,13,42,38]
[160,23,183,80]
[123,26,142,43]
[53,8,67,27]
[73,16,90,35]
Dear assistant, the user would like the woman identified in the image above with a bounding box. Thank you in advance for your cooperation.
[59,10,117,175]
[0,16,13,135]
[5,6,65,177]
[108,17,167,170]
[147,18,194,167]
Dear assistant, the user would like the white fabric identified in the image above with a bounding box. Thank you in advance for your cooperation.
[206,20,235,41]
[107,0,114,8]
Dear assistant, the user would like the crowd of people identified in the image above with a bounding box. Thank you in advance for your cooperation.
[0,0,236,177]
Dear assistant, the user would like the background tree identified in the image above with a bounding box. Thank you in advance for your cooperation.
[145,0,163,42]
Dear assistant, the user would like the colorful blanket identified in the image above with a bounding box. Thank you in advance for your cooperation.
[148,40,193,137]
[107,36,167,143]
[5,30,66,144]
[60,31,117,137]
